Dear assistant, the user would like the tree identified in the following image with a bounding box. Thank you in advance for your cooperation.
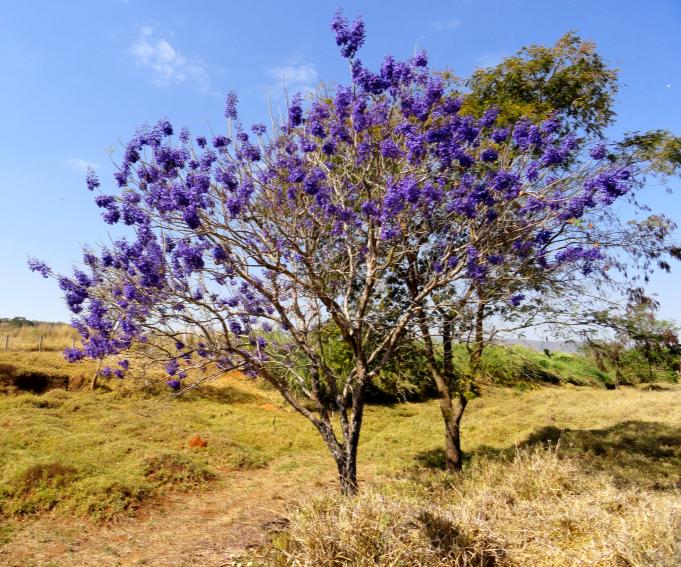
[585,299,680,387]
[401,33,681,471]
[29,12,674,491]
[463,32,618,136]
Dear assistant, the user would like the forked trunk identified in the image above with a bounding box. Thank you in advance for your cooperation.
[315,381,365,496]
[337,380,365,495]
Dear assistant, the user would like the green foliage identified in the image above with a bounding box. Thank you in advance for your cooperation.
[282,325,437,404]
[463,32,618,136]
[455,345,611,387]
[0,317,36,328]
[584,301,680,386]
[619,129,681,175]
[286,330,676,402]
[463,32,681,177]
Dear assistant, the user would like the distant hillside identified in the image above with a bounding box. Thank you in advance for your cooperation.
[0,317,68,328]
[499,338,582,354]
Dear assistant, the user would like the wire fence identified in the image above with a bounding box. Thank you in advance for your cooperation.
[0,324,79,353]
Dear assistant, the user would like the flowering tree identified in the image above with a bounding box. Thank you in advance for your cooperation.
[29,12,676,490]
[376,37,681,471]
[398,203,677,470]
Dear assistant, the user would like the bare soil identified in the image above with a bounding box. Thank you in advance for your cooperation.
[0,460,338,567]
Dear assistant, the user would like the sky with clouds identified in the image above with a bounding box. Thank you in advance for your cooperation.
[0,0,679,325]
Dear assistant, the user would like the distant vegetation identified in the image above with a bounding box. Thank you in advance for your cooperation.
[0,317,64,327]
[0,324,677,396]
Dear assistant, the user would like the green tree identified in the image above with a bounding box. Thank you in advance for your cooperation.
[585,299,679,387]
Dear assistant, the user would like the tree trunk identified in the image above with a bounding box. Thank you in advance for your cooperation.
[336,453,358,496]
[440,393,467,471]
[313,394,363,496]
[91,358,103,391]
[438,293,484,471]
[337,378,366,496]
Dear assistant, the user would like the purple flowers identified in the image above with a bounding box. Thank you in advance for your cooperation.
[213,135,230,148]
[480,148,498,162]
[590,143,607,160]
[166,359,180,376]
[288,95,303,128]
[85,168,100,191]
[23,10,649,439]
[63,347,85,362]
[411,51,428,67]
[331,10,365,59]
[380,139,403,159]
[224,91,239,120]
[28,258,50,278]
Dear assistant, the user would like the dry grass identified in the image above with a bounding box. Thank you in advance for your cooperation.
[0,322,78,352]
[272,448,681,566]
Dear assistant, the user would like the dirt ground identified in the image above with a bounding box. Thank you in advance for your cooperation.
[0,459,339,567]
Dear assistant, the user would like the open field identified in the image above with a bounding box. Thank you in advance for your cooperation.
[0,352,680,565]
[0,322,79,353]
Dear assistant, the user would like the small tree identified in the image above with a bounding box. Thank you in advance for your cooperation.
[585,299,680,386]
[400,34,681,471]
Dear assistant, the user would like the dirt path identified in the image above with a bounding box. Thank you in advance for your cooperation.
[0,459,338,567]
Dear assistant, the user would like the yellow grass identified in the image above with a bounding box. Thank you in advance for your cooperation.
[0,322,78,352]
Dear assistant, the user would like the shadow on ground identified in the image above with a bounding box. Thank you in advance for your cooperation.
[415,420,681,489]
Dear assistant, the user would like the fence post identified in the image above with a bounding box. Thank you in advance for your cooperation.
[72,337,76,349]
[38,335,43,352]
[3,335,8,352]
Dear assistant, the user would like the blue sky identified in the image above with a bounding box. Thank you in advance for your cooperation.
[1,0,679,323]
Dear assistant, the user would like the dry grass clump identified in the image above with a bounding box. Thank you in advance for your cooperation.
[274,448,681,566]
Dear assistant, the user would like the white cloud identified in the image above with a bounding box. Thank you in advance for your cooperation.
[268,60,319,96]
[476,51,507,69]
[431,19,461,31]
[129,27,214,94]
[67,158,99,172]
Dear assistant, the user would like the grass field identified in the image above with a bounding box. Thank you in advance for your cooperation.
[0,322,79,352]
[0,352,680,565]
